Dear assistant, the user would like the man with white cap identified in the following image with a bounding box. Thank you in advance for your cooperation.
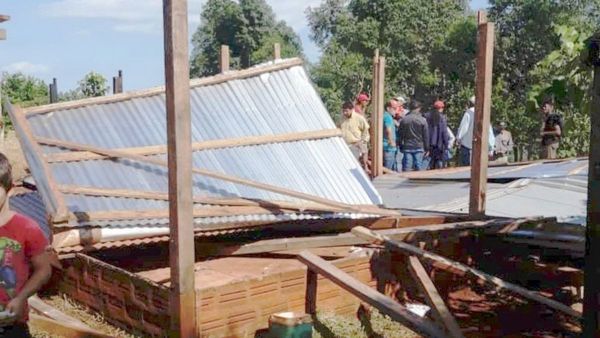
[456,96,495,166]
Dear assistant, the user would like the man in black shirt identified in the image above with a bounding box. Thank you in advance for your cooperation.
[540,98,562,159]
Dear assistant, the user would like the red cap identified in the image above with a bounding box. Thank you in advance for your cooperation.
[433,100,445,109]
[357,93,370,103]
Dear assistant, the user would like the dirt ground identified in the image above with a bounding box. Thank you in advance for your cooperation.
[1,130,28,181]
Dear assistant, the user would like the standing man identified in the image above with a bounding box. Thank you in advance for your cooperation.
[340,101,370,170]
[383,100,399,171]
[354,93,370,116]
[0,153,51,337]
[540,98,562,159]
[456,96,495,166]
[394,96,407,166]
[426,100,450,169]
[494,122,514,164]
[398,100,429,171]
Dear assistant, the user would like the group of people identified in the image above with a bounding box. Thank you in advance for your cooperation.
[340,93,563,173]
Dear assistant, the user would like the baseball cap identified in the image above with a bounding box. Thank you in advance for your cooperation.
[357,93,370,103]
[433,100,445,109]
[394,95,406,103]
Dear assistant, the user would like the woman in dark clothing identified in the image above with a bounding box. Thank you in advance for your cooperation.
[426,100,450,169]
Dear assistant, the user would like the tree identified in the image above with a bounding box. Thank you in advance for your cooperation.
[190,0,303,77]
[1,73,48,129]
[78,71,109,97]
[306,0,468,122]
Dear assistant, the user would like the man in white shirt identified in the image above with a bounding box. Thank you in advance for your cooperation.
[456,96,495,166]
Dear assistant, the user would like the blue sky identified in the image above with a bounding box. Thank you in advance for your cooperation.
[1,0,489,92]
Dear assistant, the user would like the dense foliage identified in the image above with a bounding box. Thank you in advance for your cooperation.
[190,0,303,77]
[0,73,48,127]
[308,0,598,159]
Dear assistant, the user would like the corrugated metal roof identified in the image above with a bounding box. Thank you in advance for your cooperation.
[12,60,382,238]
[9,189,51,239]
[375,160,588,224]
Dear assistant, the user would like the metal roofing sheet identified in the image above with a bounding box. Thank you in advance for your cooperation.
[16,61,382,232]
[9,190,51,239]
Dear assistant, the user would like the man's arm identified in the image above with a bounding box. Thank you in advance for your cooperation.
[422,120,430,152]
[4,251,51,320]
[456,113,469,145]
[385,126,395,147]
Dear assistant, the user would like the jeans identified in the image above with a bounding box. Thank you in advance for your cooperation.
[459,145,471,166]
[383,149,398,171]
[402,150,424,171]
[0,323,31,338]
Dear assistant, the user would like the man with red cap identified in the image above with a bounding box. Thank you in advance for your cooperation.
[354,93,370,116]
[426,100,451,169]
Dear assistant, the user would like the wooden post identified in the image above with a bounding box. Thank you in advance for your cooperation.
[0,15,8,144]
[273,43,281,60]
[305,269,317,315]
[49,78,58,103]
[370,50,385,178]
[583,33,600,338]
[219,45,230,73]
[162,0,197,337]
[469,12,494,218]
[113,70,123,94]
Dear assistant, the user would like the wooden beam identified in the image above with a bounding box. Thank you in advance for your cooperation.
[298,251,445,337]
[219,45,230,73]
[305,269,317,315]
[352,226,582,319]
[44,128,342,163]
[29,296,92,332]
[58,184,353,212]
[408,256,464,338]
[584,33,600,337]
[273,43,281,60]
[0,29,5,40]
[35,137,399,217]
[163,0,196,336]
[469,12,495,218]
[0,15,9,23]
[29,313,112,338]
[194,218,514,257]
[370,52,385,178]
[6,105,70,223]
[24,58,304,116]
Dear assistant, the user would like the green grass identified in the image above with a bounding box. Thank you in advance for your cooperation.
[312,310,420,338]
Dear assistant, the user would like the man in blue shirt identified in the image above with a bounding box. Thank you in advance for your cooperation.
[383,100,399,171]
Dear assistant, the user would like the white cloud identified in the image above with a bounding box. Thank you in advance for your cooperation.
[39,0,205,34]
[268,0,321,31]
[1,62,50,75]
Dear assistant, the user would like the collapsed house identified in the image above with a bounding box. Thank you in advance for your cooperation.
[7,59,585,337]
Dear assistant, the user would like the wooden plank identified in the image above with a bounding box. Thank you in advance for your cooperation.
[25,58,304,116]
[352,226,582,319]
[220,45,230,73]
[374,56,385,177]
[195,218,514,257]
[273,43,281,60]
[29,296,92,331]
[6,105,70,223]
[305,269,317,315]
[0,29,5,40]
[29,313,112,338]
[469,13,495,218]
[44,129,343,163]
[0,15,9,23]
[584,34,600,337]
[408,256,464,338]
[298,251,445,338]
[58,184,350,212]
[163,0,197,336]
[35,137,400,216]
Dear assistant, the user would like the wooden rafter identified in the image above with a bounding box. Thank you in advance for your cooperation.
[44,128,342,163]
[36,136,400,217]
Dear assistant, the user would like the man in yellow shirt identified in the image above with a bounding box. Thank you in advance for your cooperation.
[340,101,370,169]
